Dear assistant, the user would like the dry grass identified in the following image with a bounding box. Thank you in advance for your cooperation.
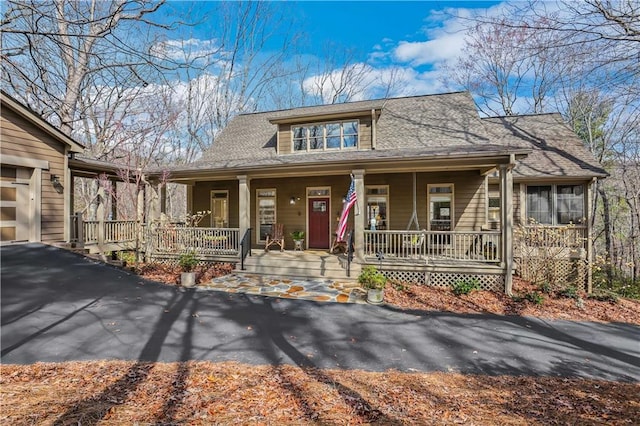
[1,361,638,425]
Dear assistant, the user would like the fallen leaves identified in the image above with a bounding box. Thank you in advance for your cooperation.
[0,361,638,425]
[385,278,640,325]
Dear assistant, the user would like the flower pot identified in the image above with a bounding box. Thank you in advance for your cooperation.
[293,239,304,251]
[367,288,384,304]
[181,271,196,288]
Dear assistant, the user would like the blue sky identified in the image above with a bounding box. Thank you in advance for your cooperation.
[156,1,505,104]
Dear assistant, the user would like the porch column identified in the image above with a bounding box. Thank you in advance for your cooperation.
[137,184,145,223]
[587,177,596,293]
[238,175,250,239]
[110,180,118,220]
[186,184,194,216]
[96,185,106,255]
[148,181,162,222]
[500,162,514,295]
[352,169,365,262]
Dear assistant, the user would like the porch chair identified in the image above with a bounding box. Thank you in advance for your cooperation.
[265,223,285,252]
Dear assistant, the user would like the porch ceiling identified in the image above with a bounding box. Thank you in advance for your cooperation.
[154,147,530,183]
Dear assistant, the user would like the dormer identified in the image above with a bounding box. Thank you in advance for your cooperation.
[269,106,383,154]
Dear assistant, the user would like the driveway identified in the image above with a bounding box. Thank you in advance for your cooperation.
[2,244,639,382]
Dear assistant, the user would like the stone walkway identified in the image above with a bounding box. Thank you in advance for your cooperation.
[199,273,367,304]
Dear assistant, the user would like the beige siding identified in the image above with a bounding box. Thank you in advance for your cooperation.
[1,107,67,242]
[192,180,239,228]
[191,171,487,248]
[366,171,486,231]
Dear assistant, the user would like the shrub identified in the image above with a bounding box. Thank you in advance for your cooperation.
[452,278,479,296]
[524,291,544,305]
[178,251,198,272]
[587,289,619,303]
[557,285,579,299]
[358,266,387,290]
[538,282,552,294]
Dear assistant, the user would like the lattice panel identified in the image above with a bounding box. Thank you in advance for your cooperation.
[380,270,428,285]
[145,255,233,269]
[379,269,503,291]
[516,257,588,290]
[427,272,503,291]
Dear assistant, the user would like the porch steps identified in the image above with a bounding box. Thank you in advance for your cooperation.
[240,249,360,280]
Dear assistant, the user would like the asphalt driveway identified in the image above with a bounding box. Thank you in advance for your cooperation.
[2,244,639,382]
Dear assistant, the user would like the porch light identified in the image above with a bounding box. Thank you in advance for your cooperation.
[289,196,300,205]
[50,174,63,194]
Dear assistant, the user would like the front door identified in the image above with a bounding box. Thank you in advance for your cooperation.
[308,197,330,248]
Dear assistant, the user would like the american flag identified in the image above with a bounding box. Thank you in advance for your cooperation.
[336,177,357,241]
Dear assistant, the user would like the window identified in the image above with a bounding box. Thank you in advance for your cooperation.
[291,120,359,152]
[257,189,276,243]
[526,184,584,225]
[210,191,229,228]
[428,184,454,231]
[366,186,388,230]
[487,184,500,223]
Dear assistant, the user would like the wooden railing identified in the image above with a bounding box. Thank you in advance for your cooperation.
[517,225,587,250]
[146,225,240,256]
[82,221,99,244]
[364,230,502,263]
[104,220,138,243]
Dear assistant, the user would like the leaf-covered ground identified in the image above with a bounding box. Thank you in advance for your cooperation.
[134,262,640,326]
[385,278,640,326]
[4,265,636,424]
[1,361,638,425]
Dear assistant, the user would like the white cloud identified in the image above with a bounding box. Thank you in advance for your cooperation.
[151,38,223,63]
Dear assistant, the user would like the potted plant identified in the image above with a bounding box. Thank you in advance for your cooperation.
[178,250,198,287]
[291,230,305,251]
[358,265,387,304]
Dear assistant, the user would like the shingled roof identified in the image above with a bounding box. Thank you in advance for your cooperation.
[482,114,607,179]
[178,91,605,179]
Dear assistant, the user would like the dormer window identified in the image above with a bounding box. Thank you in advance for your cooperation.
[292,120,358,152]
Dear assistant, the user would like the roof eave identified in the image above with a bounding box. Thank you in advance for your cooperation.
[1,90,85,153]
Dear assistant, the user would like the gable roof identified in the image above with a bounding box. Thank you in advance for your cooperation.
[191,91,528,170]
[482,114,607,179]
[0,90,85,153]
[170,91,604,180]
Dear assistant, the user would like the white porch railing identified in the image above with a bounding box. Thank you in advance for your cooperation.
[146,225,240,256]
[364,230,502,263]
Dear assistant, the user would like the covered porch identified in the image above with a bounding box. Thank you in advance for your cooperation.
[158,148,525,293]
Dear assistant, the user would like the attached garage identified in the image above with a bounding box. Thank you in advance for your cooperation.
[1,91,84,244]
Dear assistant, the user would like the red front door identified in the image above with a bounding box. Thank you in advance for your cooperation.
[308,197,330,248]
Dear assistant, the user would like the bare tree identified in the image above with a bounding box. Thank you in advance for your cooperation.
[1,0,172,136]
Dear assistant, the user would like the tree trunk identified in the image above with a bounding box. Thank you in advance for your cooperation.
[598,182,614,285]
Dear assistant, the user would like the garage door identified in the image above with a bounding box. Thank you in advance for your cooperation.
[0,166,31,243]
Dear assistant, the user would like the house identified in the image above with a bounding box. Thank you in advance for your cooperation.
[1,90,85,244]
[158,91,607,293]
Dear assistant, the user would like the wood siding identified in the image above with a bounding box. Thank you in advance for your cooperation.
[1,107,67,242]
[366,171,486,231]
[192,180,240,228]
[190,171,487,249]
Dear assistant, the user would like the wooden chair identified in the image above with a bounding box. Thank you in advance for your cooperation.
[265,223,285,252]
